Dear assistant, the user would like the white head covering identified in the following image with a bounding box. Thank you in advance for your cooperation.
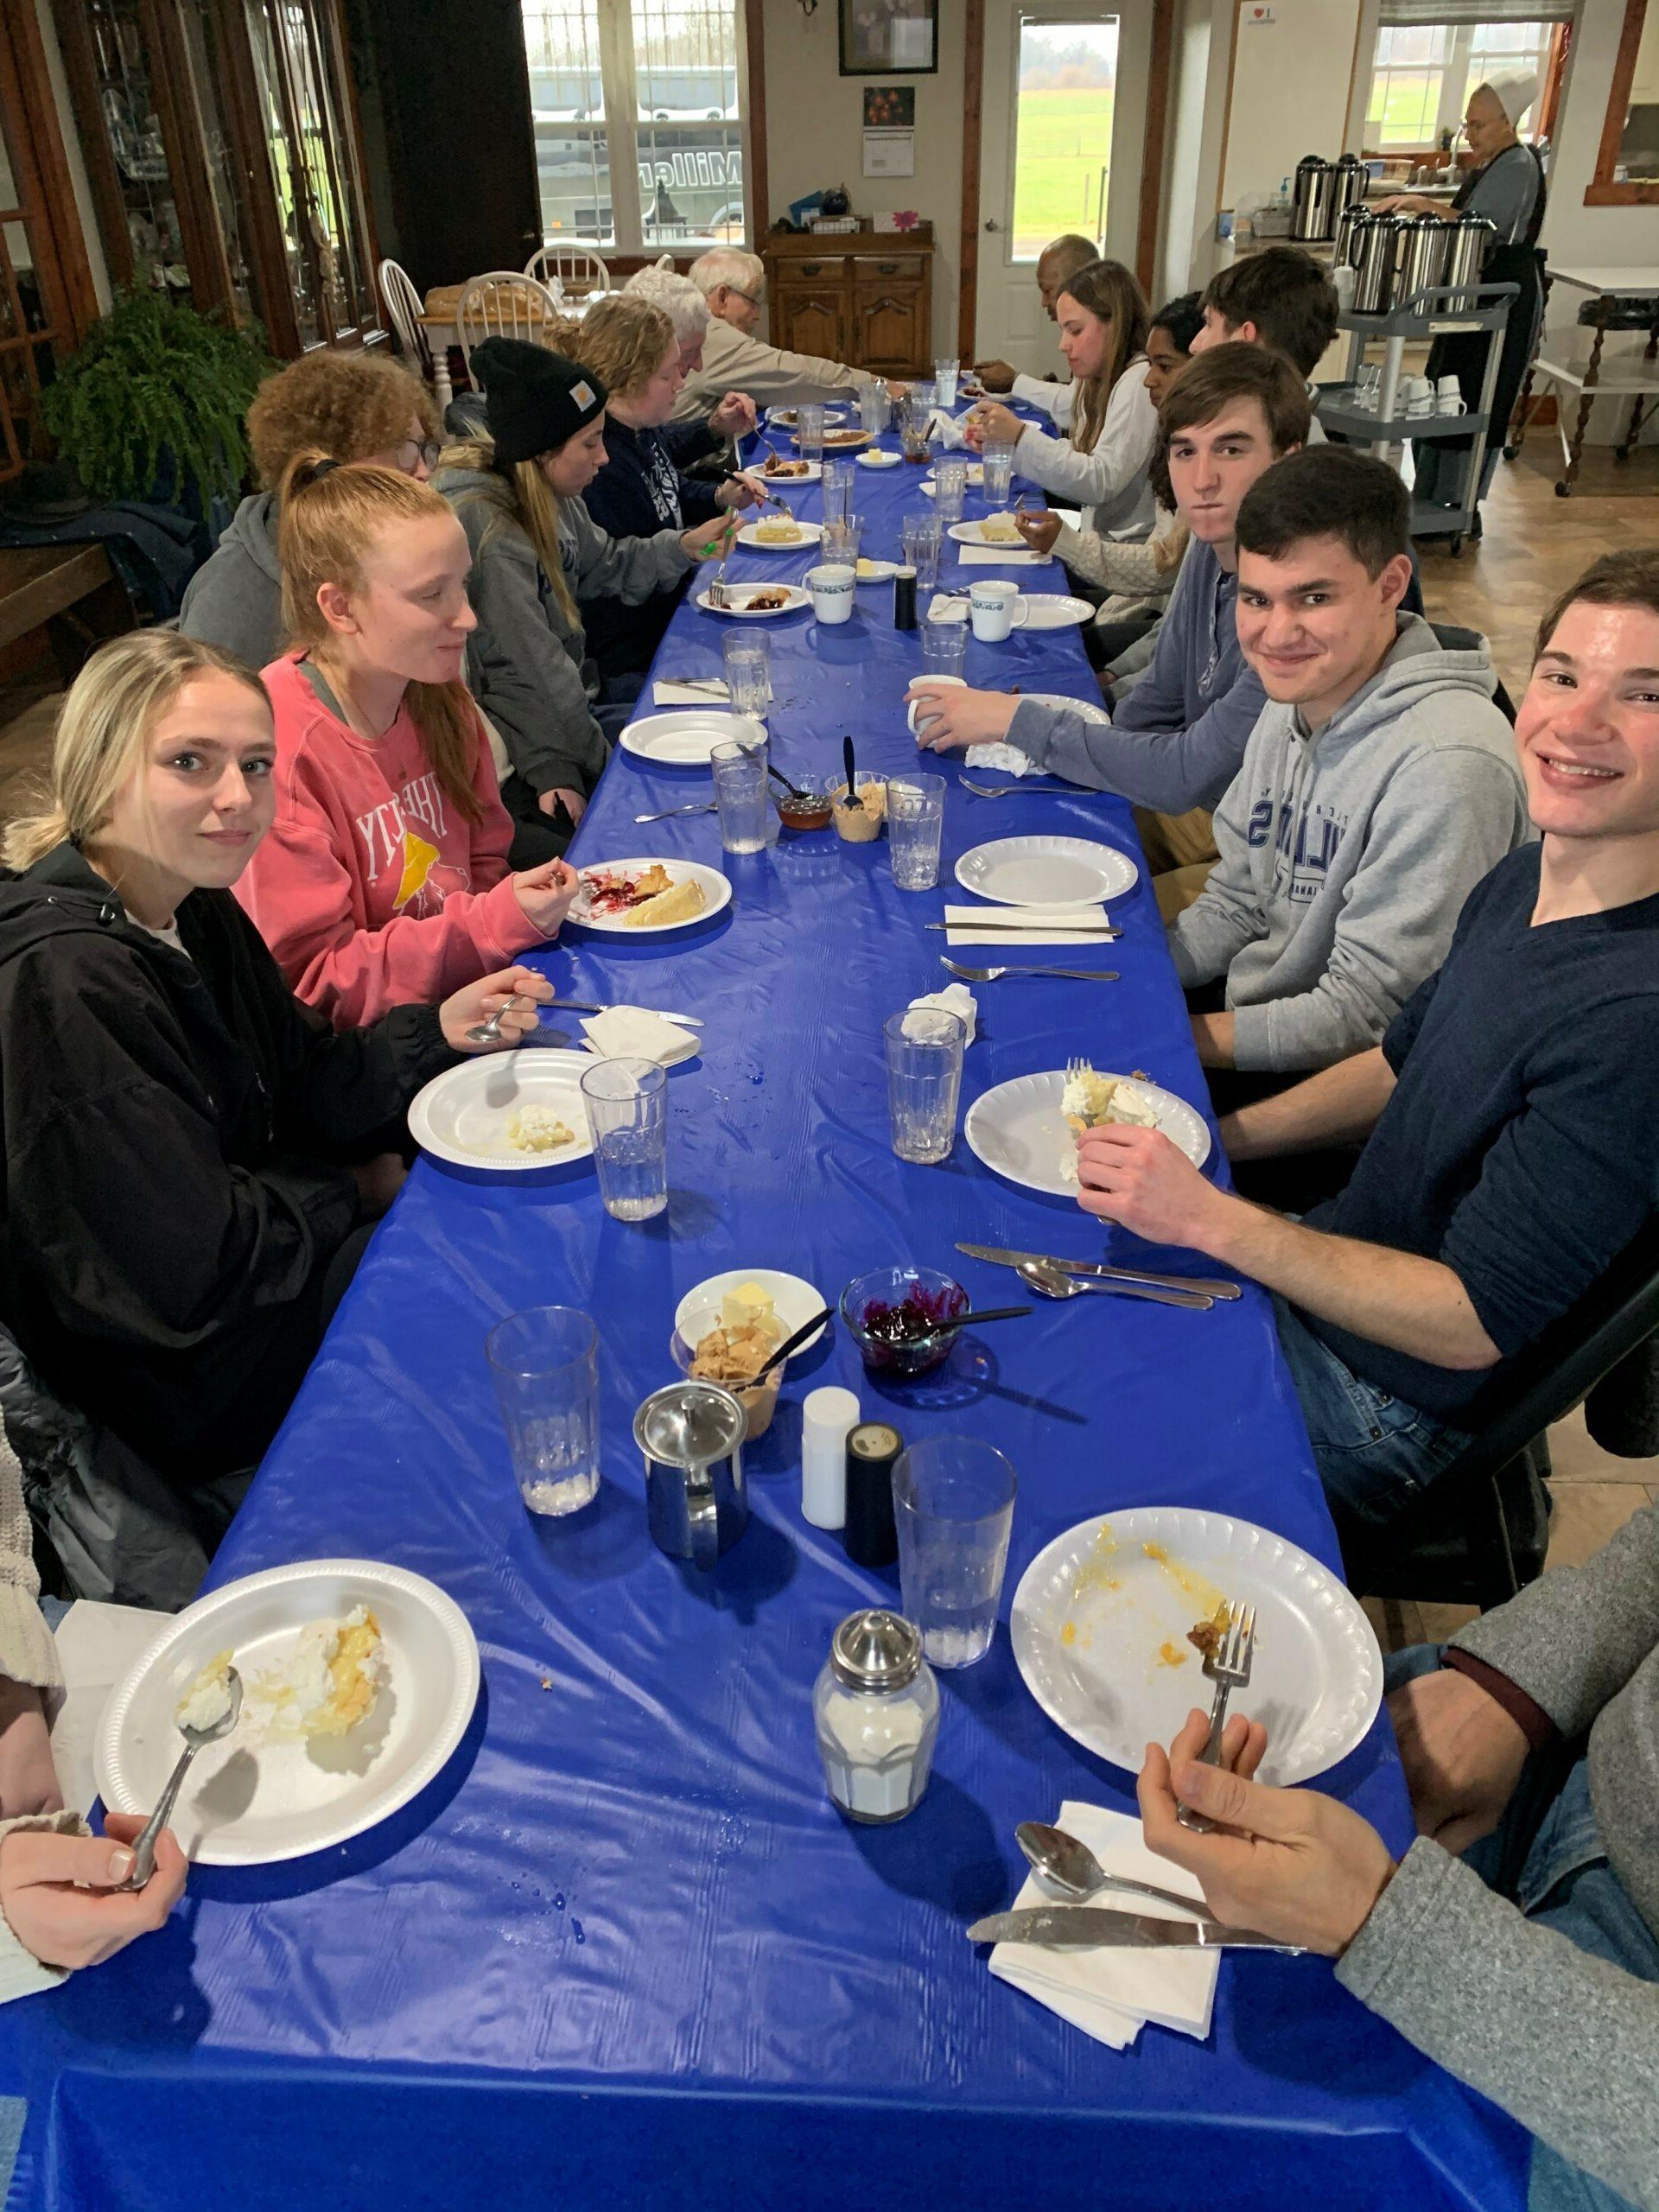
[1480,73,1539,129]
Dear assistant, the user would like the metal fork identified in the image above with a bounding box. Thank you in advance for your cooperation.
[1176,1603,1258,1834]
[960,778,1115,799]
[941,957,1117,983]
[635,802,716,823]
[1065,1052,1094,1090]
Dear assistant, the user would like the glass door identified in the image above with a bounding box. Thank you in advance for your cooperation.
[0,16,82,480]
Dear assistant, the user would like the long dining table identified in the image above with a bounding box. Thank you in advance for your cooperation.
[0,412,1527,2211]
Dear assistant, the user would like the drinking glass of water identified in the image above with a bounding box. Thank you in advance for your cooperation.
[797,403,825,463]
[722,631,770,718]
[933,358,960,409]
[931,455,969,525]
[580,1058,668,1222]
[822,515,862,567]
[982,441,1018,508]
[900,510,942,590]
[486,1306,601,1517]
[709,735,769,855]
[893,1436,1017,1668]
[822,455,855,528]
[920,620,968,682]
[859,381,891,436]
[884,1006,964,1164]
[887,770,946,891]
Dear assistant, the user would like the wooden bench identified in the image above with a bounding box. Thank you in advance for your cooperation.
[0,543,135,681]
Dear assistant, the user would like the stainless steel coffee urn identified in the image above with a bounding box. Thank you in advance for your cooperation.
[1334,200,1368,270]
[1392,212,1451,308]
[1442,212,1497,299]
[1332,153,1368,229]
[1291,155,1336,243]
[1349,212,1402,315]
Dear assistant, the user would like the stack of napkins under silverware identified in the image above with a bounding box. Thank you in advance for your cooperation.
[987,1802,1218,2049]
[944,904,1113,947]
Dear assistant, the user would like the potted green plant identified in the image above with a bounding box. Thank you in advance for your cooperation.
[41,289,273,515]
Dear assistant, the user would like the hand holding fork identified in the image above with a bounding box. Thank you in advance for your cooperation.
[1176,1604,1257,1834]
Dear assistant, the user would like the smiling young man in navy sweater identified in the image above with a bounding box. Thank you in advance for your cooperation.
[1076,548,1659,1535]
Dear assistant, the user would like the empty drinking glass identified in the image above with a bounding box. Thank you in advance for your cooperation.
[893,1436,1017,1667]
[858,381,891,436]
[486,1306,601,1517]
[722,631,770,718]
[710,735,769,855]
[900,511,942,590]
[884,1006,965,1164]
[899,397,931,464]
[823,456,855,528]
[580,1058,668,1221]
[822,515,863,567]
[982,441,1017,508]
[931,455,969,525]
[888,770,946,892]
[920,620,968,681]
[797,403,825,463]
[933,358,960,409]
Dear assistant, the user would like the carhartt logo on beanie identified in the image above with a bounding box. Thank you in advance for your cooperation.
[471,338,608,467]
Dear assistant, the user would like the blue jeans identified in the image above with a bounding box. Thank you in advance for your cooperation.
[1273,1297,1471,1527]
[1386,1648,1657,2212]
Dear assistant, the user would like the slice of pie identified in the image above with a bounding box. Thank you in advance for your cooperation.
[628,876,707,928]
[1061,1067,1161,1135]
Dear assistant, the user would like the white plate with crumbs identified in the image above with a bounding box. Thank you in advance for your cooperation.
[948,518,1027,548]
[736,518,822,551]
[1017,691,1111,727]
[956,835,1138,906]
[96,1560,480,1865]
[1011,1507,1382,1783]
[410,1049,594,1172]
[964,1069,1210,1197]
[620,709,766,767]
[569,857,732,936]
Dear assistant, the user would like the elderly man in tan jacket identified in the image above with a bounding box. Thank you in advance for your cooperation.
[672,246,869,419]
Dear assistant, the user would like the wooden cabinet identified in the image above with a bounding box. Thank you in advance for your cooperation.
[762,229,932,378]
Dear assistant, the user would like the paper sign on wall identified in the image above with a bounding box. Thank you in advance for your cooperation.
[863,130,916,178]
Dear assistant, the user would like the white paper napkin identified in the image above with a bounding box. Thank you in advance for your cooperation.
[944,901,1114,947]
[963,742,1034,774]
[958,545,1051,567]
[925,408,970,447]
[50,1599,168,1816]
[906,982,977,1044]
[988,1800,1218,2049]
[579,1006,700,1066]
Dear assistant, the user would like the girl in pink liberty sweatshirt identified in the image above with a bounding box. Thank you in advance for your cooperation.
[238,451,579,1028]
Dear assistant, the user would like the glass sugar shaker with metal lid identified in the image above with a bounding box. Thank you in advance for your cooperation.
[814,1609,940,1824]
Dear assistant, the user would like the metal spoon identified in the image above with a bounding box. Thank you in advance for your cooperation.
[465,992,534,1046]
[115,1667,244,1892]
[1017,1258,1213,1313]
[1016,1821,1224,1923]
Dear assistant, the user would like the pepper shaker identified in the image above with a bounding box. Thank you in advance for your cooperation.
[843,1422,900,1567]
[893,565,918,631]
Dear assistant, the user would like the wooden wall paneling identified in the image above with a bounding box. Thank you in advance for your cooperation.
[1586,0,1659,206]
[5,1,100,338]
[956,0,984,362]
[1135,0,1173,302]
[743,0,768,240]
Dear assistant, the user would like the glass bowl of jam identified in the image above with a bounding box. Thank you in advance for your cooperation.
[839,1266,969,1378]
[776,776,835,833]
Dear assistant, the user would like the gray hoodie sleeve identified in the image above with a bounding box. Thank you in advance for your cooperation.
[563,499,695,605]
[465,529,610,795]
[1336,1839,1659,2210]
[1167,748,1265,988]
[1004,667,1262,810]
[1231,750,1529,1073]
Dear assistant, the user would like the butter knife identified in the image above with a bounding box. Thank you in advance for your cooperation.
[926,921,1122,938]
[968,1905,1304,1953]
[956,1243,1242,1301]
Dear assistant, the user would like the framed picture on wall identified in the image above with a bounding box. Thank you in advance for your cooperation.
[862,86,916,128]
[839,0,938,76]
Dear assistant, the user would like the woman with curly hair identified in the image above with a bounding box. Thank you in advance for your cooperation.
[575,293,760,678]
[181,351,439,669]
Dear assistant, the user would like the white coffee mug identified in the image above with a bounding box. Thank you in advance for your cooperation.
[969,580,1028,643]
[906,673,965,735]
[1435,393,1468,416]
[805,563,856,625]
[1436,375,1462,399]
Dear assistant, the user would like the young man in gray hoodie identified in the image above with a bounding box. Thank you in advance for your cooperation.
[1172,447,1529,1079]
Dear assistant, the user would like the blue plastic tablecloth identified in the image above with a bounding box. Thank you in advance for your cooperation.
[0,424,1527,2212]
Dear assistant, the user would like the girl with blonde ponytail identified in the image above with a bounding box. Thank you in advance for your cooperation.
[0,630,552,1496]
[239,450,580,1031]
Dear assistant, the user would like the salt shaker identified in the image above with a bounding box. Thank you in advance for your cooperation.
[814,1610,939,1824]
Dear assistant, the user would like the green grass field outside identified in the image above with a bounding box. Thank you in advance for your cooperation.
[1009,86,1116,260]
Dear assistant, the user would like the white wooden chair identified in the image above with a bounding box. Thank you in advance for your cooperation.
[524,244,610,302]
[454,272,564,371]
[376,257,433,380]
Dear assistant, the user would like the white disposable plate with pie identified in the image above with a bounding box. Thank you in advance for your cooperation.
[409,1048,594,1172]
[807,428,872,451]
[857,448,901,468]
[948,518,1028,548]
[754,460,822,486]
[695,583,811,620]
[569,856,732,935]
[956,835,1138,906]
[619,709,766,767]
[1018,594,1096,630]
[673,1268,829,1353]
[1020,690,1112,727]
[96,1559,480,1866]
[736,518,823,551]
[1011,1506,1383,1784]
[964,1069,1211,1198]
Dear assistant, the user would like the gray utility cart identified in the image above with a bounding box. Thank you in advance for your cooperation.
[1316,281,1518,557]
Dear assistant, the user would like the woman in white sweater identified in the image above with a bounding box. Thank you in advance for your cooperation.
[965,257,1158,539]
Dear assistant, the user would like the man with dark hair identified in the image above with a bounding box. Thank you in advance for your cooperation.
[1172,447,1527,1078]
[906,348,1309,885]
[1193,245,1340,380]
[1077,547,1659,1535]
[973,232,1100,406]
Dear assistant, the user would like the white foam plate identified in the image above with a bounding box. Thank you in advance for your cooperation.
[96,1559,480,1866]
[1019,691,1112,726]
[766,408,848,428]
[409,1048,594,1171]
[695,584,810,620]
[965,1069,1210,1197]
[1019,594,1095,630]
[570,855,732,935]
[736,519,822,551]
[949,519,1027,548]
[620,709,767,767]
[754,460,822,486]
[673,1268,828,1353]
[1011,1506,1383,1784]
[956,835,1138,906]
[855,557,899,582]
[857,448,902,468]
[927,461,984,486]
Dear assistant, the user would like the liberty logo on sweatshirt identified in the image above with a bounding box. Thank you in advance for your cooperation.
[355,772,468,914]
[1247,794,1349,906]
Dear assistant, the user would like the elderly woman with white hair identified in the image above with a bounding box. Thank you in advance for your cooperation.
[1376,73,1548,519]
[674,245,869,417]
[623,263,759,458]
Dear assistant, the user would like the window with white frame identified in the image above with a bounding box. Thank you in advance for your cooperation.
[521,0,747,252]
[1364,18,1558,150]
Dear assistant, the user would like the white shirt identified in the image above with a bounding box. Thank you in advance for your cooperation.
[1012,356,1159,538]
[1010,372,1074,429]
